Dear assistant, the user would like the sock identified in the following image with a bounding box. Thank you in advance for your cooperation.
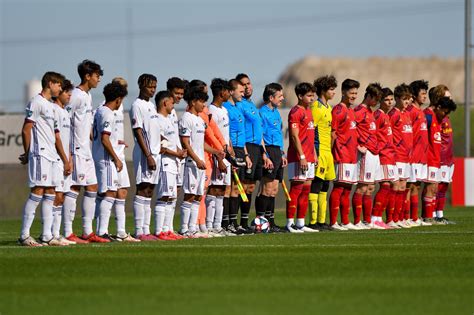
[423,196,434,219]
[180,201,192,233]
[98,197,115,236]
[198,195,207,226]
[82,191,97,236]
[114,199,126,237]
[386,189,396,223]
[255,194,267,217]
[52,206,62,238]
[205,195,217,229]
[296,218,306,229]
[309,193,319,225]
[431,197,437,218]
[410,194,419,221]
[162,201,175,232]
[169,199,177,232]
[296,185,311,220]
[268,196,276,225]
[133,195,146,236]
[40,194,55,241]
[436,210,444,218]
[229,196,240,227]
[329,186,343,225]
[189,200,200,233]
[393,190,404,222]
[62,191,78,237]
[20,193,42,240]
[240,194,252,228]
[222,197,230,228]
[286,217,295,228]
[436,183,448,212]
[94,195,103,234]
[317,192,327,224]
[286,182,304,220]
[362,194,372,223]
[154,201,166,234]
[403,190,410,221]
[142,197,152,235]
[352,192,363,224]
[214,196,224,229]
[373,184,389,217]
[340,188,352,225]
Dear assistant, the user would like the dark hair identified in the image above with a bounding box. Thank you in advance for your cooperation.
[409,80,429,97]
[103,82,128,103]
[61,79,74,92]
[341,79,360,92]
[437,96,457,112]
[364,82,383,100]
[210,78,231,97]
[188,79,207,93]
[313,75,337,97]
[137,74,157,89]
[41,71,64,89]
[394,83,412,99]
[229,79,242,91]
[235,73,249,82]
[184,87,209,103]
[294,82,315,97]
[263,83,283,103]
[166,77,186,91]
[381,87,393,99]
[77,60,103,82]
[155,90,172,108]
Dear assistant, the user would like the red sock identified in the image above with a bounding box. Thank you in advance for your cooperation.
[436,183,448,211]
[386,189,396,223]
[286,182,303,219]
[404,189,410,220]
[329,186,344,225]
[410,194,419,221]
[374,183,390,217]
[296,184,311,219]
[341,188,352,225]
[431,196,437,217]
[362,195,373,223]
[352,192,363,224]
[393,190,405,222]
[423,196,433,218]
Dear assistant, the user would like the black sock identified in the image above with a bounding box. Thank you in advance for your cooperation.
[240,193,252,228]
[222,197,230,227]
[269,196,276,225]
[229,196,240,227]
[255,195,267,217]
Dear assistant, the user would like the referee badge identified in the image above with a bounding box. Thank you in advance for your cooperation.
[319,167,325,175]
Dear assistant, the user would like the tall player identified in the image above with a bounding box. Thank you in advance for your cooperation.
[308,75,337,231]
[63,60,104,243]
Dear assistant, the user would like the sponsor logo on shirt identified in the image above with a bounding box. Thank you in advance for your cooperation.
[420,122,427,131]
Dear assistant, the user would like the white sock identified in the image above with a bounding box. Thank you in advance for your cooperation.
[180,201,192,233]
[169,200,177,232]
[114,199,126,237]
[205,195,216,229]
[20,193,42,240]
[189,200,200,233]
[62,191,78,237]
[371,215,377,223]
[154,201,166,234]
[163,201,174,233]
[214,196,224,229]
[143,197,152,235]
[98,197,115,236]
[82,191,97,236]
[437,210,444,218]
[199,224,208,233]
[94,195,103,234]
[52,206,62,238]
[41,194,55,241]
[286,218,295,228]
[296,218,305,228]
[133,195,146,236]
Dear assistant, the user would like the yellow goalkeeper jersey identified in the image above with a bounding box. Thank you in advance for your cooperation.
[311,98,332,152]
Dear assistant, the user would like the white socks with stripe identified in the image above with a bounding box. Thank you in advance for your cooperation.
[62,191,78,237]
[82,191,97,236]
[20,193,42,240]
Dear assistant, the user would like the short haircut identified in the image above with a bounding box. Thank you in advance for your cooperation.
[167,77,186,91]
[210,78,231,97]
[41,71,64,89]
[235,73,249,82]
[188,79,207,93]
[155,90,172,108]
[381,87,394,99]
[409,80,429,97]
[364,82,383,100]
[103,82,128,103]
[112,77,128,88]
[341,79,360,92]
[394,83,412,99]
[77,60,103,82]
[437,96,457,112]
[184,87,209,103]
[313,75,337,97]
[61,79,74,92]
[229,79,243,91]
[137,73,157,89]
[263,82,283,103]
[429,84,450,106]
[294,82,315,97]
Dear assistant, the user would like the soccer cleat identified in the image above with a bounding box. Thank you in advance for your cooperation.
[406,219,420,227]
[57,236,76,245]
[397,220,412,228]
[39,236,64,246]
[234,226,253,235]
[54,236,72,246]
[115,233,141,242]
[155,232,176,241]
[411,218,432,226]
[316,223,332,231]
[136,234,157,241]
[297,225,319,233]
[285,224,304,233]
[386,221,401,229]
[355,222,370,230]
[330,223,348,231]
[422,218,436,225]
[371,221,386,230]
[342,222,363,230]
[18,236,43,247]
[436,217,455,225]
[66,233,89,244]
[81,232,111,243]
[167,231,185,240]
[99,234,116,242]
[307,223,319,230]
[269,224,286,233]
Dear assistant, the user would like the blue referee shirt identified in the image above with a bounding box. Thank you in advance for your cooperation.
[259,104,284,151]
[240,98,263,145]
[223,101,246,148]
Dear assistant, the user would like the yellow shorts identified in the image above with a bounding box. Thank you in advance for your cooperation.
[315,150,336,181]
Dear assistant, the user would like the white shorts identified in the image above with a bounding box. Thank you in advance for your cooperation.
[133,151,161,185]
[439,165,454,183]
[183,162,206,196]
[408,163,428,183]
[117,158,130,189]
[156,167,178,199]
[28,155,58,188]
[376,164,397,182]
[426,166,440,183]
[210,158,232,186]
[176,160,185,187]
[55,162,72,193]
[96,160,119,193]
[288,162,315,181]
[334,163,358,184]
[396,162,410,180]
[357,151,380,184]
[71,155,98,186]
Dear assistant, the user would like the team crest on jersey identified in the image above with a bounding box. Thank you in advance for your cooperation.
[420,122,427,130]
[434,132,441,141]
[350,121,357,129]
[387,127,393,136]
[369,122,376,130]
[366,172,371,180]
[430,171,436,178]
[319,167,325,175]
[308,121,314,129]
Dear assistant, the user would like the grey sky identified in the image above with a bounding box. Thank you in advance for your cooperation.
[0,0,465,112]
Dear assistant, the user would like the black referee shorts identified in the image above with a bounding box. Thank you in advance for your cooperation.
[262,145,284,181]
[233,146,246,181]
[244,143,263,181]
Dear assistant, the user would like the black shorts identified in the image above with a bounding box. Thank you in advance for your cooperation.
[244,143,263,181]
[262,145,284,181]
[233,147,246,181]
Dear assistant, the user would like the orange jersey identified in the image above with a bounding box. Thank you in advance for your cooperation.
[199,107,226,163]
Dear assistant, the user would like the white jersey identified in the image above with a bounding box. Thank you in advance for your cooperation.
[157,113,178,173]
[115,104,126,160]
[25,94,58,162]
[179,111,205,162]
[92,105,119,163]
[130,98,161,155]
[55,105,71,162]
[170,108,182,150]
[67,87,94,159]
[209,104,230,143]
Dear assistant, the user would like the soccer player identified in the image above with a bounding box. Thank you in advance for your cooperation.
[130,74,160,241]
[18,71,69,246]
[406,80,430,226]
[352,83,384,229]
[256,82,287,233]
[285,82,318,233]
[63,60,105,243]
[308,75,337,231]
[329,79,360,231]
[93,82,128,241]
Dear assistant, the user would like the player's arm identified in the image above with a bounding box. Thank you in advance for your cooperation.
[160,136,186,159]
[181,136,206,170]
[261,139,274,170]
[101,133,123,172]
[54,133,71,175]
[20,120,33,164]
[243,145,252,169]
[289,122,308,171]
[132,128,156,170]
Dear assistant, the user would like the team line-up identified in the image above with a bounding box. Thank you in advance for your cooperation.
[17,59,458,246]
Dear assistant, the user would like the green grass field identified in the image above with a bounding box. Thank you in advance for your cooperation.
[0,207,473,315]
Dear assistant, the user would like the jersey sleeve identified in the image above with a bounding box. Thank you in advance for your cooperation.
[179,115,192,137]
[53,106,60,133]
[24,101,37,123]
[130,104,143,130]
[288,108,302,131]
[99,110,113,135]
[209,116,226,147]
[331,106,342,130]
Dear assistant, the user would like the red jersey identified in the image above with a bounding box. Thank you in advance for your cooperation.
[388,107,412,163]
[354,104,378,154]
[287,105,315,163]
[440,116,454,166]
[424,107,442,168]
[331,103,358,163]
[373,108,395,165]
[406,104,428,164]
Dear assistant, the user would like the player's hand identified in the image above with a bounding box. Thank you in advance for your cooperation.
[147,155,156,171]
[357,145,367,154]
[300,158,308,173]
[227,146,235,157]
[118,140,129,148]
[178,149,187,159]
[245,156,252,170]
[63,160,72,176]
[282,157,288,168]
[197,159,207,170]
[115,159,123,172]
[218,159,227,172]
[19,153,28,165]
[216,150,226,160]
[263,156,274,170]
